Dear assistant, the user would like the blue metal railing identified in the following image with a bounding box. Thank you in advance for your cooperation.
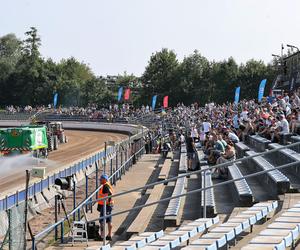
[0,149,112,211]
[31,138,148,249]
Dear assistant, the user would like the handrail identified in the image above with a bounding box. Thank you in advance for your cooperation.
[33,127,151,242]
[89,141,300,203]
[91,158,299,223]
[33,146,145,242]
[33,141,300,245]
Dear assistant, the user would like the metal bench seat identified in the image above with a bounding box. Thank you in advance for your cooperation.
[242,201,300,250]
[269,143,300,161]
[228,164,253,205]
[112,231,164,250]
[164,175,185,216]
[183,201,277,250]
[181,144,187,153]
[248,135,271,152]
[201,166,216,216]
[235,142,250,158]
[140,216,219,250]
[291,135,300,143]
[246,151,290,194]
[179,151,187,173]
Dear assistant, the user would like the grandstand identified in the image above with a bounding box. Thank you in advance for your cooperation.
[3,83,300,250]
[82,131,300,250]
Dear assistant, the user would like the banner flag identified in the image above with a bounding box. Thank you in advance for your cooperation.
[53,93,58,108]
[152,95,157,110]
[117,87,123,101]
[163,95,169,108]
[124,88,131,100]
[234,87,240,104]
[258,79,267,102]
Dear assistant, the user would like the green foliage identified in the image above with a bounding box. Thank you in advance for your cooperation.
[0,28,277,108]
[141,48,179,105]
[0,28,111,107]
[141,50,277,105]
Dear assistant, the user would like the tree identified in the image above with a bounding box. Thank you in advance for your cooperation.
[0,34,22,104]
[210,57,239,104]
[238,59,275,100]
[177,50,210,105]
[141,48,179,106]
[56,57,94,106]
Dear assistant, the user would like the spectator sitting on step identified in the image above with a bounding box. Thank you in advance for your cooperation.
[207,133,225,165]
[212,141,236,179]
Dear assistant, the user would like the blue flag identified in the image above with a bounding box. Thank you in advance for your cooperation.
[117,87,123,101]
[152,95,157,110]
[53,93,58,108]
[258,79,267,102]
[234,87,240,104]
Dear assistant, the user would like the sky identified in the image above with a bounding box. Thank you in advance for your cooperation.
[1,0,300,76]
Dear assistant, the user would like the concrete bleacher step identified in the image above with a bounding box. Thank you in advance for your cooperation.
[158,159,172,181]
[182,201,278,250]
[228,164,253,206]
[242,201,300,250]
[246,151,290,195]
[127,183,165,236]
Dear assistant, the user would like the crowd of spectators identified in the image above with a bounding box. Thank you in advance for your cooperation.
[161,87,300,178]
[4,105,46,114]
[3,103,155,122]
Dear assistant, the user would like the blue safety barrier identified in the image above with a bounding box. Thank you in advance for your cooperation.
[0,143,118,211]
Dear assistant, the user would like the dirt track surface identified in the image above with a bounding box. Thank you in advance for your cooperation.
[0,130,127,195]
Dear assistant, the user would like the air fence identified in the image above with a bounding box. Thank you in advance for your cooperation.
[31,141,300,249]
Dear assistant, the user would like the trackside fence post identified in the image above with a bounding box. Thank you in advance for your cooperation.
[116,151,119,180]
[73,180,76,221]
[103,200,107,246]
[54,195,58,240]
[203,169,207,218]
[60,222,64,244]
[110,159,114,185]
[85,173,88,212]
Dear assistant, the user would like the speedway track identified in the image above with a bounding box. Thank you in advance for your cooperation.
[0,129,128,194]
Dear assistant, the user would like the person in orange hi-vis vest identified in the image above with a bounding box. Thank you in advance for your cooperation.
[97,174,114,241]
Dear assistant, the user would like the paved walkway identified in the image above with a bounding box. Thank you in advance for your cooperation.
[45,153,161,250]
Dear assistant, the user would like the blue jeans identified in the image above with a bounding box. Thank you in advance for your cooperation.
[99,205,113,224]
